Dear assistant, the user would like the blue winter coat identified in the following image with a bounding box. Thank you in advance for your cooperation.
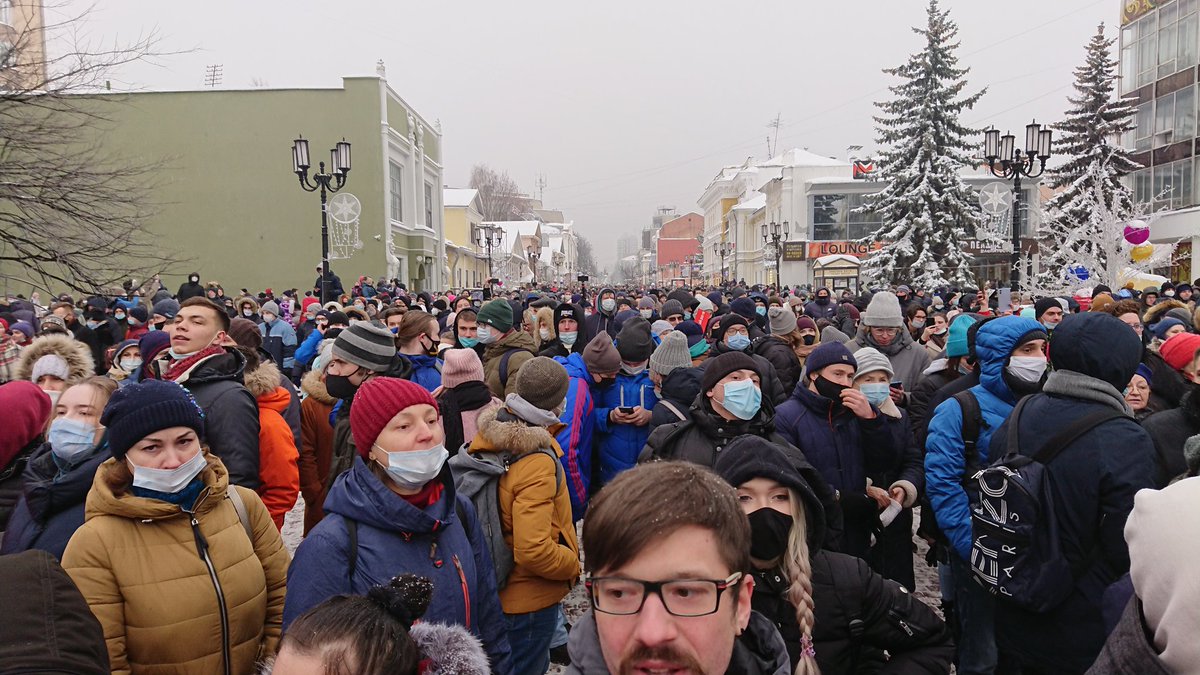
[554,353,596,521]
[402,353,443,392]
[924,316,1042,560]
[1,442,110,559]
[593,369,658,484]
[260,318,298,370]
[295,328,324,368]
[774,385,897,497]
[284,457,512,673]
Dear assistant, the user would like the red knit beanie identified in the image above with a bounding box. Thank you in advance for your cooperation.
[350,377,439,457]
[1160,332,1200,372]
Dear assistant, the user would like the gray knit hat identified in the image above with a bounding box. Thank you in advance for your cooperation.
[861,291,904,328]
[768,306,797,336]
[152,298,180,320]
[852,347,894,380]
[260,300,280,317]
[660,299,684,320]
[332,320,396,372]
[583,333,621,375]
[650,330,691,376]
[514,356,569,412]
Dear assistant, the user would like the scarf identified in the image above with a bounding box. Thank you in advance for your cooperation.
[1043,369,1133,417]
[158,343,226,382]
[438,381,495,454]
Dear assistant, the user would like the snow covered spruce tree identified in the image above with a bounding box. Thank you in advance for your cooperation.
[1035,24,1140,290]
[858,0,985,288]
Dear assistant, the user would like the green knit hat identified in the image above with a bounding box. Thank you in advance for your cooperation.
[477,299,514,333]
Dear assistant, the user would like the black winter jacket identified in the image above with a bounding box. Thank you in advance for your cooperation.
[0,439,38,536]
[1,441,110,559]
[1140,387,1200,487]
[753,335,803,394]
[648,366,702,432]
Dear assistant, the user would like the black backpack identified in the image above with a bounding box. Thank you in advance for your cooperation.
[968,395,1122,612]
[919,390,984,547]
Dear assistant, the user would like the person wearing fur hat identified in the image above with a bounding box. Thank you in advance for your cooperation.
[851,347,924,590]
[774,341,901,558]
[593,318,659,485]
[15,333,95,403]
[704,313,787,406]
[269,574,491,675]
[286,377,513,672]
[752,306,804,393]
[61,379,288,675]
[851,291,931,407]
[712,437,953,674]
[456,357,580,674]
[476,299,537,400]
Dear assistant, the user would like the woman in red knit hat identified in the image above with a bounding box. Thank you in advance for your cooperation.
[284,377,513,673]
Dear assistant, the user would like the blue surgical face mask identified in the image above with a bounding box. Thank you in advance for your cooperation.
[684,311,693,320]
[756,306,767,316]
[720,379,762,420]
[1041,320,1057,332]
[374,442,449,491]
[86,320,101,330]
[459,336,479,348]
[560,331,578,346]
[129,450,207,494]
[727,334,751,351]
[859,382,891,407]
[49,417,99,464]
[476,325,498,344]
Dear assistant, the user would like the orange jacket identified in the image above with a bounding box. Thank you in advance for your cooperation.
[246,363,300,530]
[299,369,335,535]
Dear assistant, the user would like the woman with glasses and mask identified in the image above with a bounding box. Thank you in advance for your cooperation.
[714,436,953,675]
[285,377,513,674]
[2,377,116,558]
[61,379,288,675]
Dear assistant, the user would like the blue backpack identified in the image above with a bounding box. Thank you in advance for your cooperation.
[968,394,1122,612]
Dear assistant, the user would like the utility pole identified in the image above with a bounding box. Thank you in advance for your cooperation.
[204,64,223,88]
[766,113,782,157]
[535,173,547,203]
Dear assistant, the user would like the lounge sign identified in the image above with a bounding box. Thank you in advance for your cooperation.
[807,241,882,259]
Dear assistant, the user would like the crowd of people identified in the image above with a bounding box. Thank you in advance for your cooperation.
[0,270,1197,674]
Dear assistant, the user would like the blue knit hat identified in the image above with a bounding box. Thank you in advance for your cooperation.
[101,380,205,460]
[805,341,857,375]
[1151,317,1187,341]
[946,314,978,358]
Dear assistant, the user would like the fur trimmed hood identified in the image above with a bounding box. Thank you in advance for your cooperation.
[233,295,259,313]
[15,334,95,383]
[300,368,335,405]
[241,360,282,399]
[410,622,491,675]
[1143,298,1186,326]
[469,406,562,457]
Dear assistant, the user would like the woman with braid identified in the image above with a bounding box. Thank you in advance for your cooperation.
[714,436,953,674]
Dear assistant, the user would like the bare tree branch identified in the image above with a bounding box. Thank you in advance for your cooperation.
[469,164,533,221]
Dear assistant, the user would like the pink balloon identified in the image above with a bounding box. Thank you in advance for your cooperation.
[1124,223,1150,245]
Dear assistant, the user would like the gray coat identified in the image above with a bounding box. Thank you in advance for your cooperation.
[1086,597,1171,675]
[852,326,931,395]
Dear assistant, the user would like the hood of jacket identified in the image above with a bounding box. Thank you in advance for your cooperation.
[558,351,592,381]
[567,609,789,675]
[15,334,95,383]
[596,288,617,314]
[242,360,282,398]
[1049,312,1143,391]
[975,316,1043,404]
[404,352,442,370]
[1142,298,1186,326]
[468,406,563,458]
[661,365,703,406]
[84,450,230,522]
[410,622,491,675]
[300,368,335,405]
[323,456,453,534]
[21,441,110,522]
[233,295,260,313]
[483,328,537,358]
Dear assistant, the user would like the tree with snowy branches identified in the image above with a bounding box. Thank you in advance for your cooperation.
[857,0,986,288]
[1036,23,1141,289]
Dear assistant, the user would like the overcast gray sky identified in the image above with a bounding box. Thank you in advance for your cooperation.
[63,0,1118,270]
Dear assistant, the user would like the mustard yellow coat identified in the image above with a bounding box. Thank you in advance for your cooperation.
[62,452,289,675]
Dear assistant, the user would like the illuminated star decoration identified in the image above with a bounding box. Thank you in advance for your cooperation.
[979,183,1012,215]
[329,194,361,223]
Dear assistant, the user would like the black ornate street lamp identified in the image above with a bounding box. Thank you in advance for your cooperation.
[762,220,789,286]
[718,242,735,285]
[984,122,1052,294]
[527,245,540,285]
[473,223,504,281]
[292,136,351,304]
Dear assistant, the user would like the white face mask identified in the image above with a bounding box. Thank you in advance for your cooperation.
[129,450,207,494]
[601,298,616,313]
[374,442,449,491]
[1006,356,1047,383]
[476,324,499,344]
[539,327,551,341]
[640,309,653,319]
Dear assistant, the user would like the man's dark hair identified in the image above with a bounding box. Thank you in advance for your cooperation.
[180,296,231,333]
[583,461,751,577]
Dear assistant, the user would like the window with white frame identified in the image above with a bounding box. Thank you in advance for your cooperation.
[389,162,403,223]
[424,182,433,227]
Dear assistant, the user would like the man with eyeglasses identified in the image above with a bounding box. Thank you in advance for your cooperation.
[566,460,790,674]
[851,291,931,407]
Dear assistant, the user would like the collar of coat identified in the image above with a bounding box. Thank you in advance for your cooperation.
[85,450,229,522]
[468,406,564,458]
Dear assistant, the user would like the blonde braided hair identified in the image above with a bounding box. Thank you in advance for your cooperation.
[783,489,821,675]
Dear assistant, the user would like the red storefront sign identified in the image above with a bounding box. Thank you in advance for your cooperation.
[806,241,883,258]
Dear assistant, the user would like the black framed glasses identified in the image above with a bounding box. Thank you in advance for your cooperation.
[586,572,743,617]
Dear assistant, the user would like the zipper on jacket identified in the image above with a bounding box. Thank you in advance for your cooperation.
[188,514,232,675]
[452,554,471,629]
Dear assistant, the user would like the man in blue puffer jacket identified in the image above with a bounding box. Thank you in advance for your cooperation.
[925,315,1047,675]
[593,319,658,485]
[554,335,621,521]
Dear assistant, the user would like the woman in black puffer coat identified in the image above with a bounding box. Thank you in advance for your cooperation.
[715,436,954,675]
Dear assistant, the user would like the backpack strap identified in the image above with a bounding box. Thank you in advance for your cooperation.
[953,390,983,486]
[1004,395,1032,460]
[499,349,517,389]
[347,518,359,581]
[225,487,253,542]
[1031,407,1126,465]
[509,448,564,496]
[658,399,687,422]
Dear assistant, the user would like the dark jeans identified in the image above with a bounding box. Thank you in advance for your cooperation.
[949,555,1021,675]
[505,605,560,675]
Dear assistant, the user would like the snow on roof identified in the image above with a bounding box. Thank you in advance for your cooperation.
[733,194,767,211]
[814,254,861,267]
[488,221,542,238]
[763,148,850,168]
[443,188,479,208]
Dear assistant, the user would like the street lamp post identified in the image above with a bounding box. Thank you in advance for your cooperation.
[762,220,789,287]
[292,136,352,304]
[983,122,1052,295]
[474,223,504,283]
[718,242,735,285]
[527,245,540,286]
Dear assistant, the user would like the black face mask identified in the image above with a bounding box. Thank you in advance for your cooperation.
[816,296,829,305]
[153,321,167,331]
[813,374,849,405]
[325,373,361,401]
[801,334,816,346]
[748,506,794,561]
[597,376,616,388]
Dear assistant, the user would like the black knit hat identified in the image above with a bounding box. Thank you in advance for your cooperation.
[713,313,748,343]
[1033,297,1062,320]
[700,351,760,393]
[101,380,205,460]
[616,317,654,363]
[712,435,826,547]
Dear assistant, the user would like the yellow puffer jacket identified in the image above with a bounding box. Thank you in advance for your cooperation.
[62,451,289,675]
[468,407,580,614]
